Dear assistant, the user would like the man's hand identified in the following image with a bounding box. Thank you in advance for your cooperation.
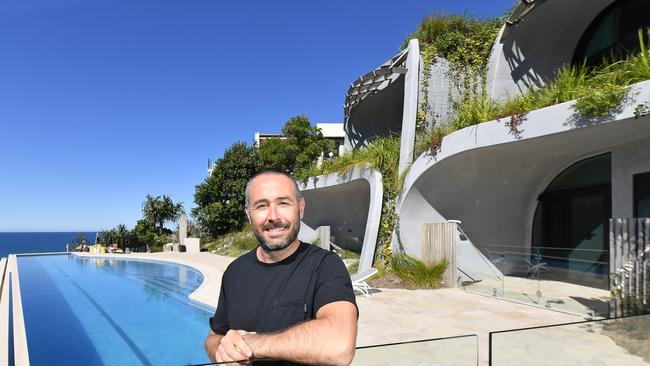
[205,329,255,364]
[242,301,357,366]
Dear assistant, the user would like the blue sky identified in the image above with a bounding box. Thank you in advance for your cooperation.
[0,0,513,231]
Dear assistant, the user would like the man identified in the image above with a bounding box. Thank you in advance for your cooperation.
[205,170,358,365]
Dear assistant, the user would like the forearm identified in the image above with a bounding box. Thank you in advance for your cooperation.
[244,303,357,366]
[205,332,224,362]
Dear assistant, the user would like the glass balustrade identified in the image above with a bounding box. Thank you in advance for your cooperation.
[490,314,650,366]
[352,334,478,366]
[463,244,610,316]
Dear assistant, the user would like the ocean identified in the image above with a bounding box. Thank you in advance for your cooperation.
[0,232,99,259]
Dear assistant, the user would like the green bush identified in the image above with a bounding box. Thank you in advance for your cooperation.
[414,28,650,158]
[402,14,501,69]
[450,93,501,130]
[573,82,627,118]
[149,245,164,253]
[203,224,259,257]
[232,235,259,251]
[390,253,447,288]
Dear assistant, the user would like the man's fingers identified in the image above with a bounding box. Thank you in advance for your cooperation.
[216,346,249,364]
[220,330,253,360]
[232,337,253,358]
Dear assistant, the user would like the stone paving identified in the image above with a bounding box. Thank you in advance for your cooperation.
[78,252,649,365]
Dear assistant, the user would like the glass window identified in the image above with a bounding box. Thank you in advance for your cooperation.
[545,153,611,192]
[634,171,650,218]
[573,0,650,66]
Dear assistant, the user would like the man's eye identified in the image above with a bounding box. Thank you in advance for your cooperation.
[254,204,268,210]
[279,201,291,206]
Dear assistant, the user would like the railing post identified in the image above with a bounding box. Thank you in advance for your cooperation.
[610,217,650,317]
[645,218,650,307]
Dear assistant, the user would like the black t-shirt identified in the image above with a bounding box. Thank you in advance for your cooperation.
[209,242,356,337]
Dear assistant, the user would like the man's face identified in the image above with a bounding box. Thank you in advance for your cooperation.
[246,173,304,252]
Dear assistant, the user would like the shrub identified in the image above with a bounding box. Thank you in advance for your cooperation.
[450,93,501,130]
[390,253,447,288]
[573,82,627,118]
[414,126,449,158]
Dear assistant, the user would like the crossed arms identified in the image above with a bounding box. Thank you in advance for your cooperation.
[204,300,358,366]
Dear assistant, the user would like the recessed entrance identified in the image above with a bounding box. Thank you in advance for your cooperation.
[532,153,611,288]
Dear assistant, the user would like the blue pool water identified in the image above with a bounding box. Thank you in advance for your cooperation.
[17,254,214,365]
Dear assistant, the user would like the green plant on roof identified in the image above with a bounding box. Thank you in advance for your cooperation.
[415,28,650,158]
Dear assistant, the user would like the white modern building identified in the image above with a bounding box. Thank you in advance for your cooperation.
[255,122,345,156]
[299,0,650,285]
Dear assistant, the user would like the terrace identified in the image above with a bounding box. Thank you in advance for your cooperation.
[1,251,648,365]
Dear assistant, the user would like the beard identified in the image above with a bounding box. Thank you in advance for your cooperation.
[253,219,300,252]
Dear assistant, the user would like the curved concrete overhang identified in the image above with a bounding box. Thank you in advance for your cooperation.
[487,0,615,100]
[345,75,405,149]
[398,80,650,258]
[344,40,420,176]
[298,164,383,273]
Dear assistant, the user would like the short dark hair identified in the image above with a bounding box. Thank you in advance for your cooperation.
[245,170,303,208]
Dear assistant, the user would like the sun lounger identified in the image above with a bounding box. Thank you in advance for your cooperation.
[351,267,378,297]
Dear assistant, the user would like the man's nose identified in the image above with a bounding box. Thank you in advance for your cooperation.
[267,204,280,220]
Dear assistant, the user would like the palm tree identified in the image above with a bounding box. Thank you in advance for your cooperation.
[98,229,110,245]
[115,224,130,250]
[142,194,185,235]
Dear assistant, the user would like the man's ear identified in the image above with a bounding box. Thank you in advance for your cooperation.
[246,210,251,224]
[299,197,305,220]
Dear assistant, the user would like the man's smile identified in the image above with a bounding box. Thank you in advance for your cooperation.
[266,227,287,235]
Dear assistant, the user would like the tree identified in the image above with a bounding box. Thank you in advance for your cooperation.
[99,228,116,246]
[115,224,130,250]
[193,141,258,237]
[257,115,333,174]
[74,233,87,245]
[142,194,185,235]
[132,219,157,248]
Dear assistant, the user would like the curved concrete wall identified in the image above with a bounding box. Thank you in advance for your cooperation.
[398,80,650,260]
[299,165,383,273]
[487,0,614,100]
[345,76,405,149]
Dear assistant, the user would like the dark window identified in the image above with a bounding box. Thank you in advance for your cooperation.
[532,153,611,288]
[573,0,650,67]
[634,171,650,218]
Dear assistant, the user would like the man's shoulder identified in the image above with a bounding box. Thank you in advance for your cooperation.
[223,247,258,275]
[299,242,344,268]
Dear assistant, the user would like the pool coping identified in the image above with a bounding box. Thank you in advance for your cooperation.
[0,257,8,366]
[0,255,30,366]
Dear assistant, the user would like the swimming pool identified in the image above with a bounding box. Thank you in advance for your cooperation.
[17,254,213,365]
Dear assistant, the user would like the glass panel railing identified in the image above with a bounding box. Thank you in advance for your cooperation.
[352,334,478,366]
[464,245,610,316]
[188,335,479,366]
[490,314,650,365]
